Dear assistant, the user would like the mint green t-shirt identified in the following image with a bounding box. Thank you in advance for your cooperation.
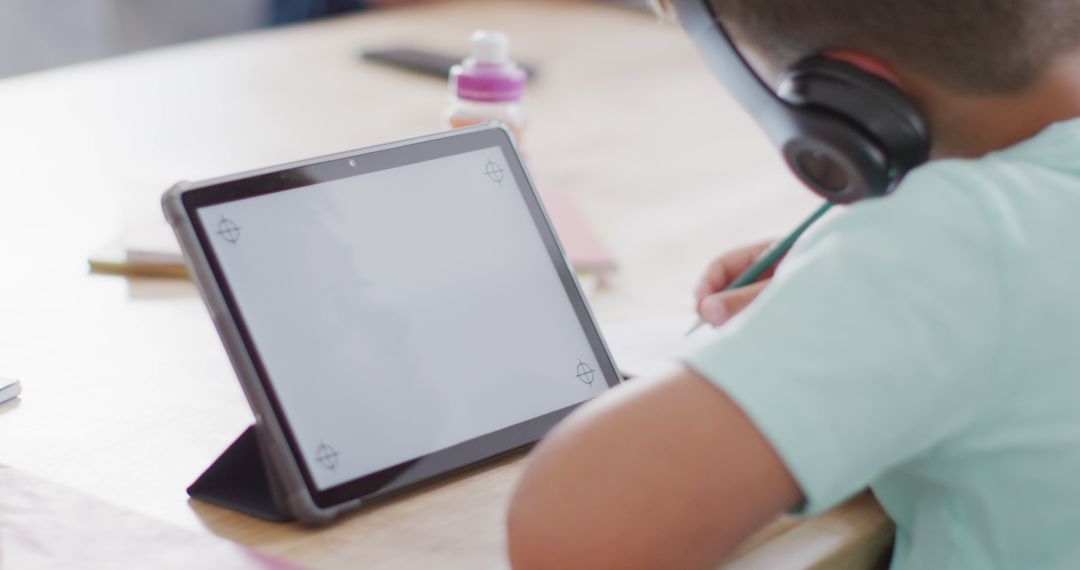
[686,119,1080,569]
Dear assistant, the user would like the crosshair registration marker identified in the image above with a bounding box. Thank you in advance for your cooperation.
[484,160,505,184]
[576,360,596,386]
[316,442,339,470]
[217,216,241,245]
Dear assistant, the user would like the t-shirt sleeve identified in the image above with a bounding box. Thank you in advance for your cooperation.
[685,164,1005,514]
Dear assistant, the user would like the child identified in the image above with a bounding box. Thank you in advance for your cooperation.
[508,1,1080,568]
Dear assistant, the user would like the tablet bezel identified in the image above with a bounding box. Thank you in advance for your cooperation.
[177,127,621,510]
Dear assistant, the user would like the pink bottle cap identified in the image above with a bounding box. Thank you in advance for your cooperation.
[451,31,527,103]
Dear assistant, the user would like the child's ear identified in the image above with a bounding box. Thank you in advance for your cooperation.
[824,50,910,93]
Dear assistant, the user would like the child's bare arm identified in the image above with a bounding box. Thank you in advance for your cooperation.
[507,369,802,570]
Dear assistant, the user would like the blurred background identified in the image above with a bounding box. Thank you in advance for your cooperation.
[0,0,649,79]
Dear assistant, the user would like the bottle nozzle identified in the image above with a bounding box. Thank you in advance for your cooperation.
[470,30,510,64]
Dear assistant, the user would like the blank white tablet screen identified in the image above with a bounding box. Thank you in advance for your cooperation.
[197,147,605,490]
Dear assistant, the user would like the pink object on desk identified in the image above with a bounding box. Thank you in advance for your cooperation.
[540,189,618,276]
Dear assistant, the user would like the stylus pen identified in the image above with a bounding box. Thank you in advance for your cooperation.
[686,202,834,336]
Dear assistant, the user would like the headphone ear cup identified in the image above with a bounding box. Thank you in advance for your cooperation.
[779,57,931,197]
[782,112,891,204]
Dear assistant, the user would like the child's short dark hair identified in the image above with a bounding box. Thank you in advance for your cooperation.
[659,0,1080,94]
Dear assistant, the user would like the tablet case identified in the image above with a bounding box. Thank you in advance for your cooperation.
[187,425,294,522]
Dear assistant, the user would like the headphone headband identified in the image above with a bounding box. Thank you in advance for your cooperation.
[670,0,930,204]
[671,0,795,139]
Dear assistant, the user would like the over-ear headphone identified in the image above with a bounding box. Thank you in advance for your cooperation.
[671,0,931,204]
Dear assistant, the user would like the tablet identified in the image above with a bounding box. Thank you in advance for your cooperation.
[163,125,620,524]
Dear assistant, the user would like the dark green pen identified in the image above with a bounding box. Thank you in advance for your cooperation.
[686,202,833,335]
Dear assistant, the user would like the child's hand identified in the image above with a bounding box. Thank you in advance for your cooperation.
[695,240,778,326]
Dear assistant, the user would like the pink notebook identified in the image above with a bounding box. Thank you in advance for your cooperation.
[539,189,618,275]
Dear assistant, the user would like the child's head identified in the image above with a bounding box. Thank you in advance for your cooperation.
[657,0,1080,156]
[692,0,1080,94]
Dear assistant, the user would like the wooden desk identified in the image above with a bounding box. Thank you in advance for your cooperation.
[0,1,892,567]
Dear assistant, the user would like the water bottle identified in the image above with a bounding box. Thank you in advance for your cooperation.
[444,30,527,141]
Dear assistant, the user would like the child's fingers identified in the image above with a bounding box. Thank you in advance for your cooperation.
[698,280,771,326]
[695,240,776,305]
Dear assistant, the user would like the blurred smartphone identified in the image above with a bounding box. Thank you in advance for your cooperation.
[0,378,21,405]
[361,47,537,79]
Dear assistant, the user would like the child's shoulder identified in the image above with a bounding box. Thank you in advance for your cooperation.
[875,118,1080,214]
[837,125,1080,261]
[795,160,999,262]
